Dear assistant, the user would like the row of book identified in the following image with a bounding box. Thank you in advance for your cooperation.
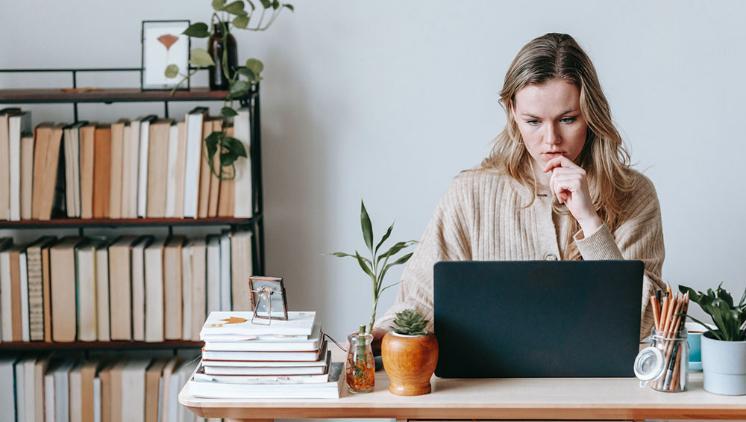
[0,107,253,221]
[0,232,254,343]
[185,311,343,400]
[0,354,222,422]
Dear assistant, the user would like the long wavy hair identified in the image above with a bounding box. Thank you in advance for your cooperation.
[480,33,635,259]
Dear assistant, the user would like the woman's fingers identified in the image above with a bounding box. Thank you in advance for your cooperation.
[543,156,580,173]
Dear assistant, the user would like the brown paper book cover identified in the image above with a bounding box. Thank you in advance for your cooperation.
[92,125,112,218]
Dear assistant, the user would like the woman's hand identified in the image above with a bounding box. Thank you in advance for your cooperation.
[544,156,603,236]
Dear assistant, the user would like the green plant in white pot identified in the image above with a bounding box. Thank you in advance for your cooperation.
[679,284,746,395]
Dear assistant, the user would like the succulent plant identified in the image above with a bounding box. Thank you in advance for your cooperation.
[392,309,429,336]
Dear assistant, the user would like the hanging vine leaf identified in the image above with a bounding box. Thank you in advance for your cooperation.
[233,15,250,28]
[190,48,215,67]
[283,4,294,12]
[224,136,248,158]
[237,67,257,82]
[221,107,238,118]
[212,0,226,10]
[183,22,210,38]
[223,0,246,15]
[259,0,272,8]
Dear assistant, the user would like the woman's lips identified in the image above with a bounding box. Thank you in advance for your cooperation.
[542,152,565,159]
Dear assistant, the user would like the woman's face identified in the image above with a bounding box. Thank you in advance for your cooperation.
[511,78,588,167]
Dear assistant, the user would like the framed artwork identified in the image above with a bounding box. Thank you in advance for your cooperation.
[249,276,288,321]
[141,20,190,90]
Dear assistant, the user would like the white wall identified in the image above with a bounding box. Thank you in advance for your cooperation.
[1,0,745,340]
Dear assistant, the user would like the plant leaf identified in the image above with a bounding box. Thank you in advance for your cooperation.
[259,0,272,8]
[272,0,280,9]
[282,4,294,12]
[205,131,222,160]
[224,136,248,157]
[229,80,251,97]
[223,0,246,15]
[377,240,416,263]
[164,64,179,79]
[237,67,257,81]
[379,281,400,295]
[183,22,210,38]
[360,201,373,252]
[245,58,264,77]
[190,48,215,67]
[379,252,413,283]
[212,0,226,10]
[354,251,375,279]
[331,252,356,258]
[221,107,238,118]
[233,15,249,29]
[374,222,393,255]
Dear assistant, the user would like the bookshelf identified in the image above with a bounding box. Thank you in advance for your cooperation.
[0,67,266,350]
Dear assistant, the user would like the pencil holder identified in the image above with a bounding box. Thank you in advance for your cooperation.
[634,328,688,392]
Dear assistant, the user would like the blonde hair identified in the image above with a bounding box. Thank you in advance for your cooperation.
[480,33,635,259]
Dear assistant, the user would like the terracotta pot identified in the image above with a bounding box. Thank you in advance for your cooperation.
[381,332,438,396]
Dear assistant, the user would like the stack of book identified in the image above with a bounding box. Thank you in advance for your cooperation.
[0,106,253,221]
[186,311,343,399]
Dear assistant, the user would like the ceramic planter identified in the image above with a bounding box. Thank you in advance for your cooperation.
[701,334,746,395]
[381,332,438,396]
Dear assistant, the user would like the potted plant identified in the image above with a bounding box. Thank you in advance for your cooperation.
[381,309,438,396]
[679,284,746,395]
[332,200,416,392]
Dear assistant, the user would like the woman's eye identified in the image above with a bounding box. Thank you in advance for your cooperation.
[561,117,576,124]
[526,120,540,126]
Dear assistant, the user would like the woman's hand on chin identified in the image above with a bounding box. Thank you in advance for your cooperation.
[544,156,603,235]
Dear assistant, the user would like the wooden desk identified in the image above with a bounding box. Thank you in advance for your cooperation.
[180,348,746,421]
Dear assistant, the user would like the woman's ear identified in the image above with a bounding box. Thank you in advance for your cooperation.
[508,100,517,124]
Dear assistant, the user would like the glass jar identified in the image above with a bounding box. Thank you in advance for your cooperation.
[634,327,688,392]
[345,325,375,393]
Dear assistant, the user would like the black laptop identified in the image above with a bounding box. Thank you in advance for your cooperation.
[433,260,644,378]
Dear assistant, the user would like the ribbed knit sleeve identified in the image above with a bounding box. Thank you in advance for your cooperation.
[575,174,667,339]
[375,176,473,331]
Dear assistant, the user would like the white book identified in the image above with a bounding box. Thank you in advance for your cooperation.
[219,232,231,310]
[76,243,98,341]
[69,364,82,422]
[202,341,325,362]
[33,357,49,422]
[202,352,328,368]
[23,358,37,422]
[93,377,101,422]
[187,363,343,399]
[204,324,323,351]
[190,239,207,341]
[206,236,221,315]
[123,119,142,218]
[165,123,179,217]
[159,358,180,422]
[1,360,19,422]
[0,248,12,341]
[95,241,110,341]
[9,112,31,221]
[137,116,155,218]
[20,250,29,341]
[53,362,73,422]
[193,370,330,384]
[183,108,207,218]
[182,243,193,340]
[131,236,152,341]
[175,361,199,422]
[201,311,316,338]
[14,359,26,422]
[230,230,253,311]
[120,360,151,422]
[233,107,253,217]
[203,364,327,376]
[145,238,166,342]
[44,370,55,422]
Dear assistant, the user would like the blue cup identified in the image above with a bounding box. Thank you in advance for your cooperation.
[686,322,704,370]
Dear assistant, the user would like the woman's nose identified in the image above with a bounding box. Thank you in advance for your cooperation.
[543,122,561,145]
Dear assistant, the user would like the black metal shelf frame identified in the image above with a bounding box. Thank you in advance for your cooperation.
[0,67,265,275]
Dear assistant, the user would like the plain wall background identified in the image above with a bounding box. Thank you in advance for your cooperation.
[1,0,745,341]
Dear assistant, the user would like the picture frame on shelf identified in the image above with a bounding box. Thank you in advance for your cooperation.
[250,276,288,321]
[141,20,190,91]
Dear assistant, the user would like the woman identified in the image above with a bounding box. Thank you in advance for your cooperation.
[375,33,665,343]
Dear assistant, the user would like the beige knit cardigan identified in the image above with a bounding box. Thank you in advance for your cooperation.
[376,168,666,340]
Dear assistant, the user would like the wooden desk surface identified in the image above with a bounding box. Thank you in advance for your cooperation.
[180,347,746,421]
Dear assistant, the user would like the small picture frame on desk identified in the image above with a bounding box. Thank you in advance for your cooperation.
[250,276,288,321]
[141,20,190,90]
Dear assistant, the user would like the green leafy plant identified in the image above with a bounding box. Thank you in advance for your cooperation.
[168,0,294,178]
[679,283,746,341]
[332,200,416,334]
[392,309,429,336]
